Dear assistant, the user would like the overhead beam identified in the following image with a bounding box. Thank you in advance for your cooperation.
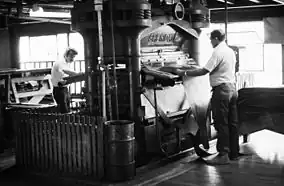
[248,0,261,3]
[210,4,284,23]
[271,0,284,5]
[216,0,235,4]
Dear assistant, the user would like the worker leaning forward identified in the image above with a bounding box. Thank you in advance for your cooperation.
[51,47,79,113]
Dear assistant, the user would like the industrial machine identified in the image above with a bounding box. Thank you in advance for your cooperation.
[71,0,211,160]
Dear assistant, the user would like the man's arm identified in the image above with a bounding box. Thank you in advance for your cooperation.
[62,69,78,76]
[172,67,209,77]
[178,50,219,77]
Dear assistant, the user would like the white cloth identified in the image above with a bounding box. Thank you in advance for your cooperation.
[51,61,72,87]
[204,41,236,87]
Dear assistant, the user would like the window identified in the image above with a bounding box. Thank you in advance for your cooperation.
[210,21,265,71]
[19,32,84,66]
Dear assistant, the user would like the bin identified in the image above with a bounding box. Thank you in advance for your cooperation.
[105,120,135,182]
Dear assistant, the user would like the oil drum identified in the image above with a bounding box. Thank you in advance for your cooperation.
[105,120,135,182]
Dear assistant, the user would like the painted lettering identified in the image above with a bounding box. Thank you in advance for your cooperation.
[148,33,177,43]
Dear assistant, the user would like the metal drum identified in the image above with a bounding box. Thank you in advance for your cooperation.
[105,120,135,182]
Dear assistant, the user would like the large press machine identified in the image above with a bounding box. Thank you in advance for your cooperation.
[71,0,212,158]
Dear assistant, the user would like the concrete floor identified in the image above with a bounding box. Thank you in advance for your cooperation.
[1,129,284,186]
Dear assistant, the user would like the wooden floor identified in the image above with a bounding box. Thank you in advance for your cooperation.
[117,129,284,186]
[1,129,284,186]
[155,130,284,186]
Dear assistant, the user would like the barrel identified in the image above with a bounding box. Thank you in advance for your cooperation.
[105,120,135,182]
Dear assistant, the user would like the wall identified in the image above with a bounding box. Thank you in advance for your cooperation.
[0,29,11,69]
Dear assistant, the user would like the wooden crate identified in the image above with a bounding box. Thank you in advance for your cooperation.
[14,111,105,180]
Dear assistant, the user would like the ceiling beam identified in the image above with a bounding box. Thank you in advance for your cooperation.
[248,0,261,3]
[210,3,283,10]
[216,0,235,4]
[271,0,284,4]
[210,4,284,23]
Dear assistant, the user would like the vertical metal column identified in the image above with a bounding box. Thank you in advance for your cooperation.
[225,0,228,43]
[83,33,103,116]
[95,1,106,118]
[109,0,119,119]
[191,33,201,65]
[130,36,142,122]
[112,0,151,153]
[8,27,20,69]
[127,37,134,118]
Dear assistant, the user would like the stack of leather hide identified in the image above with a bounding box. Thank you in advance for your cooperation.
[237,87,284,135]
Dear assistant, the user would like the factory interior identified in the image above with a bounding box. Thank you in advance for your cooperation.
[1,0,284,185]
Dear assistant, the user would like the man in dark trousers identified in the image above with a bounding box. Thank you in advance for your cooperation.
[51,47,79,113]
[164,29,240,165]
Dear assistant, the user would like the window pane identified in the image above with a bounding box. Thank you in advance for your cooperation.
[69,32,85,60]
[19,36,30,62]
[239,44,264,71]
[57,33,68,61]
[30,35,57,61]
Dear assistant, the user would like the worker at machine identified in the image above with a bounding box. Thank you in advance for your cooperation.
[51,47,80,113]
[163,29,240,165]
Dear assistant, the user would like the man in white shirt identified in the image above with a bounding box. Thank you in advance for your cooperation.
[51,47,79,113]
[165,29,239,165]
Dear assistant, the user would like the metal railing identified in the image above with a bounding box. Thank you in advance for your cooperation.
[236,72,255,90]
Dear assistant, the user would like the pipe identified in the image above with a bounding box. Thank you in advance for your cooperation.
[96,7,106,118]
[109,0,119,120]
[83,33,94,115]
[127,37,134,119]
[210,3,284,11]
[8,14,71,24]
[225,0,228,43]
[36,3,73,9]
[131,35,142,121]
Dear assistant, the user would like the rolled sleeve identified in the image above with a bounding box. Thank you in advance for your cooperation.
[204,52,219,72]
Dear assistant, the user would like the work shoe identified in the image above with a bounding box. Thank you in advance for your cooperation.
[195,146,213,158]
[204,153,230,165]
[230,152,251,161]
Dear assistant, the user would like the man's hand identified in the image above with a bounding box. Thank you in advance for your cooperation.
[160,66,185,76]
[58,80,67,87]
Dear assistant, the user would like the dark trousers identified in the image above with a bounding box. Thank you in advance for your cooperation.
[211,83,239,156]
[53,87,70,113]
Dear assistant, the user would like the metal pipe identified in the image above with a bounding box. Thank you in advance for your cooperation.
[83,34,94,114]
[37,3,73,9]
[105,66,113,120]
[131,35,142,121]
[8,15,71,24]
[109,0,119,119]
[225,0,228,43]
[96,7,106,118]
[127,37,134,119]
[210,3,284,11]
